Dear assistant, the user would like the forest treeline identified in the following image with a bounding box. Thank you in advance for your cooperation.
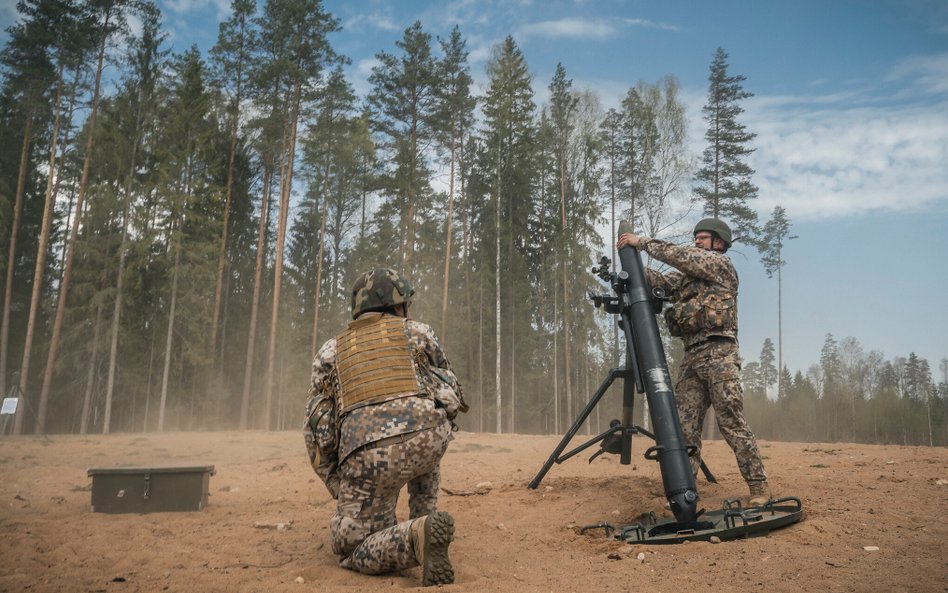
[1,0,945,445]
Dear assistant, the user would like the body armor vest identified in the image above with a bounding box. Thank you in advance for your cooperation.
[334,313,423,416]
[664,276,738,338]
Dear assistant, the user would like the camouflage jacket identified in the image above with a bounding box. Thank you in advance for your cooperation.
[641,237,739,350]
[304,313,465,498]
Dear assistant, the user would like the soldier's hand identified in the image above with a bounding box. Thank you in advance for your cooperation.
[617,232,643,250]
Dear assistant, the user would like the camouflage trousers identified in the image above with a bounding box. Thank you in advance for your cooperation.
[675,340,767,485]
[331,419,453,575]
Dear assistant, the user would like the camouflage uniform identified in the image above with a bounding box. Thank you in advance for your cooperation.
[304,312,464,575]
[640,237,767,488]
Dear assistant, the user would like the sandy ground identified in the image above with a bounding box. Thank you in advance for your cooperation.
[1,429,946,593]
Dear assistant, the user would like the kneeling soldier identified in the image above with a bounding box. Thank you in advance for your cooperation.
[304,268,467,586]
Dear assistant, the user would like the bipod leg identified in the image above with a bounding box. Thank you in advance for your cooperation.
[528,368,624,489]
[632,424,718,484]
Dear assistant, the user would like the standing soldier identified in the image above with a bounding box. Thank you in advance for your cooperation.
[617,219,771,506]
[304,268,467,586]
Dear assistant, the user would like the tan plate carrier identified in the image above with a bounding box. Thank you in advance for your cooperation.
[335,314,423,415]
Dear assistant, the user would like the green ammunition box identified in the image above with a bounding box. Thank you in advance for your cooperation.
[87,466,215,513]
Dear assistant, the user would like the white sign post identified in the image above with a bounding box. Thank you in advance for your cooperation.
[1,398,17,415]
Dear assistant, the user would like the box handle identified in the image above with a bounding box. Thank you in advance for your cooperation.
[143,474,151,500]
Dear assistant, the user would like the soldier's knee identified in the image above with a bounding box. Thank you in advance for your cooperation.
[331,514,368,556]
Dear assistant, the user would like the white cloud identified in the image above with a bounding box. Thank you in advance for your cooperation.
[343,11,402,33]
[518,18,618,40]
[126,11,143,40]
[745,99,948,220]
[620,17,680,32]
[347,57,381,99]
[423,0,491,30]
[162,0,230,20]
[465,36,494,67]
[886,52,948,96]
[356,57,380,78]
[678,53,948,223]
[514,15,678,45]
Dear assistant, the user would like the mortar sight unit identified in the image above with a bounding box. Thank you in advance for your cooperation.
[587,256,665,315]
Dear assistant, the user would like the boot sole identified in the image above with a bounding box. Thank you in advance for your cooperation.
[422,511,455,586]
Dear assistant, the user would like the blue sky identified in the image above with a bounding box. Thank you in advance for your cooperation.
[3,0,947,377]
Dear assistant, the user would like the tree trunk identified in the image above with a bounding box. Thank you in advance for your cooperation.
[477,275,483,432]
[440,120,456,338]
[926,388,934,447]
[103,81,146,434]
[777,251,783,396]
[103,187,133,434]
[507,189,515,432]
[50,67,82,286]
[494,147,502,434]
[610,137,619,367]
[553,280,559,434]
[265,80,301,430]
[14,60,66,435]
[310,170,331,360]
[157,247,181,432]
[559,149,572,425]
[403,111,418,277]
[0,112,32,398]
[80,299,106,434]
[509,297,515,432]
[240,160,273,429]
[210,62,244,363]
[35,12,111,434]
[143,327,156,430]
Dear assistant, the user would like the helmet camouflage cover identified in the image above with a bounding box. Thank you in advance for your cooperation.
[350,268,414,319]
[693,218,733,248]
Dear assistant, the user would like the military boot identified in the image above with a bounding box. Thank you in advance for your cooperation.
[748,481,771,506]
[410,511,455,586]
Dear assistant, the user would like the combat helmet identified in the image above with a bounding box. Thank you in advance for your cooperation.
[693,218,732,249]
[350,268,414,319]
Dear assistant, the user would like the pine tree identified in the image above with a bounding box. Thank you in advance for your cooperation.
[289,66,361,357]
[100,1,165,433]
[478,36,537,432]
[759,338,777,394]
[435,25,475,342]
[618,85,653,228]
[2,0,92,432]
[238,66,286,429]
[694,47,759,244]
[255,0,340,429]
[548,63,578,427]
[0,0,63,399]
[820,333,842,440]
[33,0,133,434]
[759,205,796,395]
[599,108,622,364]
[152,45,219,431]
[208,0,256,367]
[368,20,439,280]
